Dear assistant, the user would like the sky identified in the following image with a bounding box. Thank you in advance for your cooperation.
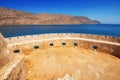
[0,0,120,24]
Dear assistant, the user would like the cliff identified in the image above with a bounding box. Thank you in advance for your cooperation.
[0,7,100,25]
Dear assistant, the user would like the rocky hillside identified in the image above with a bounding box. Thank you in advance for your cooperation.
[0,7,100,25]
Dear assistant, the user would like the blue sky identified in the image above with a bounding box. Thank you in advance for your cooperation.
[0,0,120,24]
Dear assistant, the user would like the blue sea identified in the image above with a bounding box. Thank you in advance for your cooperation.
[0,24,120,38]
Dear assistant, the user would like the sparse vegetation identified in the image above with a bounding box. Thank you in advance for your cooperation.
[0,7,100,25]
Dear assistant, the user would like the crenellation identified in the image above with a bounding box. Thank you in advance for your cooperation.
[37,34,39,37]
[8,38,11,40]
[5,33,120,43]
[4,33,120,58]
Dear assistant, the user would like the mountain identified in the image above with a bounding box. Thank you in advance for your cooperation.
[0,7,100,25]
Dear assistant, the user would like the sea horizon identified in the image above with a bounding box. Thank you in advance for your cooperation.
[0,24,120,38]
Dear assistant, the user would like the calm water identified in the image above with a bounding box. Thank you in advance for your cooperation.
[0,24,120,38]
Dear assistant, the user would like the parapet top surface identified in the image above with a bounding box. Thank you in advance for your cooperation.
[5,33,120,46]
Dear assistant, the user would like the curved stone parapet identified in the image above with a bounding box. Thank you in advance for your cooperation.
[6,33,120,43]
[0,33,120,80]
[5,33,120,58]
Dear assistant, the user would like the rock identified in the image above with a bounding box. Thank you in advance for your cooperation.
[57,74,74,80]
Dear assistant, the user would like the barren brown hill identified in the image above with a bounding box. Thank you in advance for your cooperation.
[0,7,100,25]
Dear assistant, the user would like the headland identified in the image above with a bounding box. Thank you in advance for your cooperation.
[0,7,100,25]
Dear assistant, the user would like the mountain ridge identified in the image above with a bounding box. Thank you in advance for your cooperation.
[0,7,100,25]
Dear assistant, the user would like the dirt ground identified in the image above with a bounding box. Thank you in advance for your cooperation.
[24,47,120,80]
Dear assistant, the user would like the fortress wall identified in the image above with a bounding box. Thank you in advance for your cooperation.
[0,33,26,80]
[6,33,120,43]
[0,56,25,80]
[11,40,120,58]
[6,57,25,80]
[0,33,11,68]
[6,33,120,58]
[0,33,119,79]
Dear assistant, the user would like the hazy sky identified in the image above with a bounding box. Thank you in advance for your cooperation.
[0,0,120,24]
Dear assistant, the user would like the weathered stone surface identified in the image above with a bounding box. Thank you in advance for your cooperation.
[0,33,10,68]
[0,33,120,80]
[0,33,25,80]
[25,47,120,80]
[6,33,120,58]
[0,55,25,80]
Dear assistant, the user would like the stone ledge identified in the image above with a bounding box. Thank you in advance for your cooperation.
[0,55,25,80]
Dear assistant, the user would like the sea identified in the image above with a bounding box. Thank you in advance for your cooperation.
[0,24,120,38]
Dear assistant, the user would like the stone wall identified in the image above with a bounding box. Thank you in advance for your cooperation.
[5,33,120,58]
[0,55,25,80]
[6,56,25,80]
[0,33,11,68]
[0,33,26,80]
[0,33,120,79]
[6,33,120,43]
